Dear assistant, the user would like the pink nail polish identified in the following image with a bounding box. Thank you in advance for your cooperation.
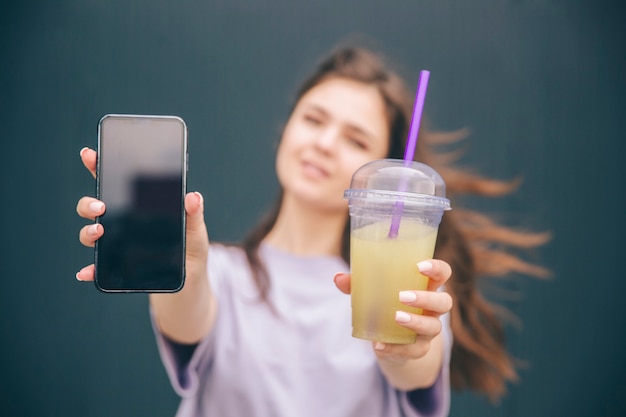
[417,261,433,273]
[194,192,204,207]
[399,291,417,303]
[395,311,411,323]
[90,201,104,213]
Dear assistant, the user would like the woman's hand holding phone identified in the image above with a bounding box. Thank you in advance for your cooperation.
[75,147,209,287]
[76,145,216,344]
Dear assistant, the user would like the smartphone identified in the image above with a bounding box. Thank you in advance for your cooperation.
[95,114,187,293]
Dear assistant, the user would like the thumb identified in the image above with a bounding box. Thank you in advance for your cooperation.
[333,272,351,294]
[184,192,209,264]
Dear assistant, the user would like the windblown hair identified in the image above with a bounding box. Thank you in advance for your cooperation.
[240,45,550,402]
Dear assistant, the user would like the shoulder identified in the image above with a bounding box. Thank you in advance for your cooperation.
[207,243,252,293]
[209,243,247,264]
[208,243,252,277]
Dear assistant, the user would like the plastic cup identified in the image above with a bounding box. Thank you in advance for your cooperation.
[344,159,451,344]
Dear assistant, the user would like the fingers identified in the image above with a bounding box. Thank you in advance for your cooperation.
[395,287,450,339]
[417,259,452,291]
[398,289,453,316]
[360,259,453,361]
[333,272,351,294]
[393,310,443,338]
[76,196,105,221]
[76,148,98,283]
[371,260,453,359]
[79,223,104,247]
[76,264,95,281]
[372,311,445,360]
[80,147,97,178]
[77,196,106,247]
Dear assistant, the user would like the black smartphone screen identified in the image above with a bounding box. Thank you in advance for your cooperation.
[95,114,187,292]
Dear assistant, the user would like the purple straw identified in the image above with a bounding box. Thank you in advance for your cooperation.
[388,70,430,238]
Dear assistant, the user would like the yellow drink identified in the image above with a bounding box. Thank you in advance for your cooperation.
[350,219,438,344]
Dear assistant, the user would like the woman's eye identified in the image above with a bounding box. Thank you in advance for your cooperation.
[304,115,322,125]
[347,137,367,150]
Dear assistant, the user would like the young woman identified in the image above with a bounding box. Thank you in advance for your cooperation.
[76,45,547,416]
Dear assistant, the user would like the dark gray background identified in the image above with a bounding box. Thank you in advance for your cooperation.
[1,1,624,416]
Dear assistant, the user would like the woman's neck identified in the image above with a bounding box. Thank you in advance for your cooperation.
[264,195,347,257]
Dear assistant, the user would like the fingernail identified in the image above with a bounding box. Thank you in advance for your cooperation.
[332,272,342,283]
[194,192,204,207]
[76,272,83,281]
[88,224,100,235]
[90,201,104,213]
[395,311,411,323]
[374,342,386,351]
[399,291,417,303]
[79,147,89,157]
[417,261,433,273]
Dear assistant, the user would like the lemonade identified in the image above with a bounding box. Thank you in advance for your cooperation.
[350,219,438,344]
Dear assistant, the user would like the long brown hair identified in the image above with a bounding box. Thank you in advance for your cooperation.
[240,45,549,401]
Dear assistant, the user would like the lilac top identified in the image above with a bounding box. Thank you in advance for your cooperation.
[152,243,451,417]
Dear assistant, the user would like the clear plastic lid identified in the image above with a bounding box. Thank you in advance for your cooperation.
[344,159,451,210]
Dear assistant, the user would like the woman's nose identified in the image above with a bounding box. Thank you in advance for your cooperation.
[313,127,339,153]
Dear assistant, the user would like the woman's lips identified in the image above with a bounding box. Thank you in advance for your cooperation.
[301,160,329,178]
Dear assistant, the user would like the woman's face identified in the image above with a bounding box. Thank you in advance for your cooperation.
[276,77,390,212]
